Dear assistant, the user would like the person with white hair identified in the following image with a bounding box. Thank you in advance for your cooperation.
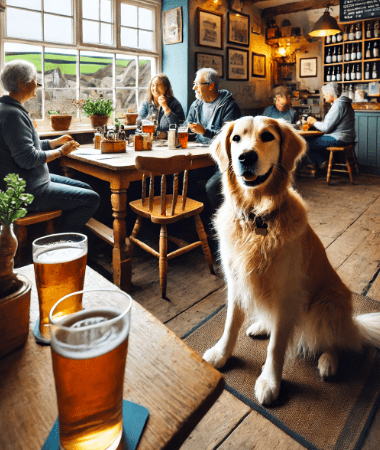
[0,59,100,232]
[306,82,355,171]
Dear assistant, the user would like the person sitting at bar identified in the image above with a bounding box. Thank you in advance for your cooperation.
[0,60,100,232]
[306,82,355,171]
[136,73,185,133]
[262,85,298,124]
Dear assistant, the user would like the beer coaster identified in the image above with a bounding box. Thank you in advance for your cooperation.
[41,400,149,450]
[33,318,50,345]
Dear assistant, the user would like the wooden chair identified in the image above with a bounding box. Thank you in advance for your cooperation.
[14,210,62,267]
[129,155,215,298]
[326,143,359,184]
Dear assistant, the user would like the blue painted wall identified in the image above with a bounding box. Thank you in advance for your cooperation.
[162,0,190,116]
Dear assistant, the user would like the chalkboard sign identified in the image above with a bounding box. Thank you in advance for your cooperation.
[340,0,380,22]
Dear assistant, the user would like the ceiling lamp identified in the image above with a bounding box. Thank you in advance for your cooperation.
[309,8,341,37]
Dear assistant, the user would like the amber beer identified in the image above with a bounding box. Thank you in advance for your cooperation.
[178,128,189,149]
[142,124,155,134]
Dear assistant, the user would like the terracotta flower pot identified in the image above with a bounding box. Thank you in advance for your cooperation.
[124,113,138,125]
[50,114,72,131]
[90,115,110,128]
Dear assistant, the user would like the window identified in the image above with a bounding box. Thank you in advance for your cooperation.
[1,0,160,124]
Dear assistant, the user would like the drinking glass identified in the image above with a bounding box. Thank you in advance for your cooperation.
[33,233,87,341]
[178,125,189,149]
[50,289,132,450]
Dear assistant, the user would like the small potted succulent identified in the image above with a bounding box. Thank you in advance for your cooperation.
[82,96,114,128]
[48,109,73,131]
[0,174,34,358]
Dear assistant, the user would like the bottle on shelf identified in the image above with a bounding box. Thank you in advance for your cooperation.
[375,20,380,38]
[332,33,337,44]
[343,25,348,41]
[336,65,341,81]
[366,41,371,59]
[348,84,354,100]
[345,43,351,61]
[365,62,370,79]
[357,43,362,60]
[373,62,378,79]
[349,24,355,40]
[351,43,356,61]
[337,31,343,43]
[355,23,362,40]
[338,46,343,62]
[350,64,356,80]
[326,67,331,82]
[325,35,331,45]
[326,47,332,63]
[373,40,379,58]
[366,21,372,39]
[332,46,337,63]
[345,64,350,81]
[356,63,361,80]
[331,66,336,81]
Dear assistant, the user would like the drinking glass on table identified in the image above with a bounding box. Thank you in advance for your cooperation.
[49,289,132,450]
[33,232,87,341]
[178,124,189,149]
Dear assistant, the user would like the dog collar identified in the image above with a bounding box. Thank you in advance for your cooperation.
[241,202,287,236]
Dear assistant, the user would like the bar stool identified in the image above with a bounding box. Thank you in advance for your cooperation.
[326,143,359,184]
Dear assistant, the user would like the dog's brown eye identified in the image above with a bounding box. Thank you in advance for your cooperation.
[261,132,275,142]
[232,135,241,142]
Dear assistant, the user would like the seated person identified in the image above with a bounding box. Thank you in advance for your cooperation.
[136,73,185,133]
[306,82,355,169]
[263,86,298,124]
[0,60,100,232]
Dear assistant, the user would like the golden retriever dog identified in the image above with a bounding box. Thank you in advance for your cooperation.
[203,116,380,405]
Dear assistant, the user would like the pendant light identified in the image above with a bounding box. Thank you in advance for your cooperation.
[309,8,341,37]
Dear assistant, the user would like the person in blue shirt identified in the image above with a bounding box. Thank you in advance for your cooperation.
[262,86,298,124]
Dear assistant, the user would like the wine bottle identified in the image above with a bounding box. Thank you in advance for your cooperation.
[343,25,348,41]
[336,65,341,81]
[356,63,361,80]
[355,23,362,40]
[337,46,343,62]
[326,47,332,63]
[375,20,380,38]
[357,43,362,60]
[349,24,355,40]
[348,84,354,100]
[326,35,331,45]
[366,42,371,59]
[350,64,356,80]
[331,66,336,81]
[345,44,351,62]
[373,62,378,79]
[373,40,379,58]
[351,43,356,61]
[326,67,331,82]
[366,22,372,39]
[345,64,350,81]
[332,33,337,44]
[365,63,370,79]
[337,32,343,43]
[332,46,337,63]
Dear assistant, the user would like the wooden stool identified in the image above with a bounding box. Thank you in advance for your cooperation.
[14,210,62,266]
[326,143,359,184]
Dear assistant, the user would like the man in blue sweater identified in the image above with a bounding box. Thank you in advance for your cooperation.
[263,85,298,124]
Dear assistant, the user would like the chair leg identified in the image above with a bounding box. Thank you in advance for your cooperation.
[327,151,334,184]
[159,224,168,299]
[194,214,215,275]
[344,150,354,184]
[46,218,55,235]
[351,147,360,174]
[129,216,143,253]
[14,225,28,267]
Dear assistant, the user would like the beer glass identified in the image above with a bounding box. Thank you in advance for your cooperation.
[50,289,132,450]
[33,232,87,340]
[178,125,189,149]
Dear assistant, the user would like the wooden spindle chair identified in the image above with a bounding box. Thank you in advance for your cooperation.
[129,155,215,298]
[326,142,359,184]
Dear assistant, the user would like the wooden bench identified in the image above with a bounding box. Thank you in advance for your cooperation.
[326,143,359,184]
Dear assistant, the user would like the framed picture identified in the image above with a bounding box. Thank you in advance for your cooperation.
[197,8,223,50]
[163,7,183,45]
[299,57,317,78]
[196,52,224,78]
[227,47,249,81]
[252,52,266,78]
[227,12,250,47]
[251,16,261,35]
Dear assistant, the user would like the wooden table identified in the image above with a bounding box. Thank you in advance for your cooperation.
[0,265,224,450]
[60,142,214,291]
[298,130,323,138]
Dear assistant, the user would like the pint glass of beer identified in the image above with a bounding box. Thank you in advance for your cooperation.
[50,289,132,450]
[178,125,189,149]
[33,233,87,340]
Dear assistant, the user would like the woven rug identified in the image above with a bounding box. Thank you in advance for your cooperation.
[183,293,380,450]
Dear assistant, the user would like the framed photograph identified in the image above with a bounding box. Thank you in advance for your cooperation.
[227,12,250,47]
[197,8,223,50]
[299,57,317,78]
[196,52,224,78]
[227,47,249,81]
[163,7,183,45]
[252,52,266,78]
[251,16,261,35]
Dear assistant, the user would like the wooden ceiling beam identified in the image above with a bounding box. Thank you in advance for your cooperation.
[262,0,340,21]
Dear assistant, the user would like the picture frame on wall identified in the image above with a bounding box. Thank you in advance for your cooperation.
[196,53,224,78]
[227,47,249,81]
[299,57,317,78]
[252,52,266,78]
[162,7,183,45]
[227,12,250,47]
[197,8,223,50]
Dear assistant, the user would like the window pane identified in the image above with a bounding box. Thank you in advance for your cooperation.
[82,0,99,20]
[4,43,43,80]
[45,89,77,115]
[138,89,146,108]
[44,0,72,16]
[80,51,113,89]
[120,3,137,28]
[44,14,73,44]
[101,23,113,46]
[116,55,136,87]
[24,90,43,120]
[6,8,42,40]
[121,27,137,48]
[44,48,77,88]
[6,0,41,10]
[83,20,100,44]
[139,8,153,31]
[116,89,136,115]
[139,30,153,51]
[101,0,112,23]
[138,58,152,87]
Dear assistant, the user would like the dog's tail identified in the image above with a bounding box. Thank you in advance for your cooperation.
[355,313,380,347]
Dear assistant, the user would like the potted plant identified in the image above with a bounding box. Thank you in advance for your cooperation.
[48,110,73,131]
[82,96,114,128]
[0,174,34,358]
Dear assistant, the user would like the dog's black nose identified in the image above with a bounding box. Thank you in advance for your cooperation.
[239,151,257,166]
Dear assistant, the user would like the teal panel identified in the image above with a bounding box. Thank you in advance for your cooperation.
[356,113,368,165]
[367,115,377,166]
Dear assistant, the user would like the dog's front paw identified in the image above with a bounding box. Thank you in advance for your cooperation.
[255,374,280,405]
[318,351,338,379]
[203,345,228,369]
[246,321,269,337]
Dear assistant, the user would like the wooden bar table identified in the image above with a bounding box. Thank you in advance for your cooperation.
[59,142,215,291]
[0,264,224,450]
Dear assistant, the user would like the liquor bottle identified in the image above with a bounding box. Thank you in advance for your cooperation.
[325,35,331,45]
[332,33,337,44]
[326,47,332,63]
[356,63,361,80]
[345,64,350,81]
[357,43,362,60]
[331,66,336,81]
[345,44,351,61]
[366,22,372,39]
[337,46,343,62]
[351,43,356,61]
[326,67,331,82]
[373,62,378,79]
[373,40,379,58]
[343,25,348,41]
[366,42,371,59]
[365,63,370,79]
[350,64,356,80]
[375,20,380,38]
[355,23,362,40]
[332,46,337,63]
[348,84,354,100]
[336,65,341,81]
[337,32,343,43]
[349,24,355,40]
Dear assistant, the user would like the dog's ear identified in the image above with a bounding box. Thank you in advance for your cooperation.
[210,121,235,173]
[275,120,307,172]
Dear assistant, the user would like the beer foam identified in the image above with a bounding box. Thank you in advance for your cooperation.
[34,246,86,264]
[51,307,129,360]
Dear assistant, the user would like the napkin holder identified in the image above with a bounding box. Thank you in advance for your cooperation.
[101,139,127,153]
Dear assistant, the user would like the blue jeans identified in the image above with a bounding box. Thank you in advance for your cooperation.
[28,174,100,232]
[306,136,349,166]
